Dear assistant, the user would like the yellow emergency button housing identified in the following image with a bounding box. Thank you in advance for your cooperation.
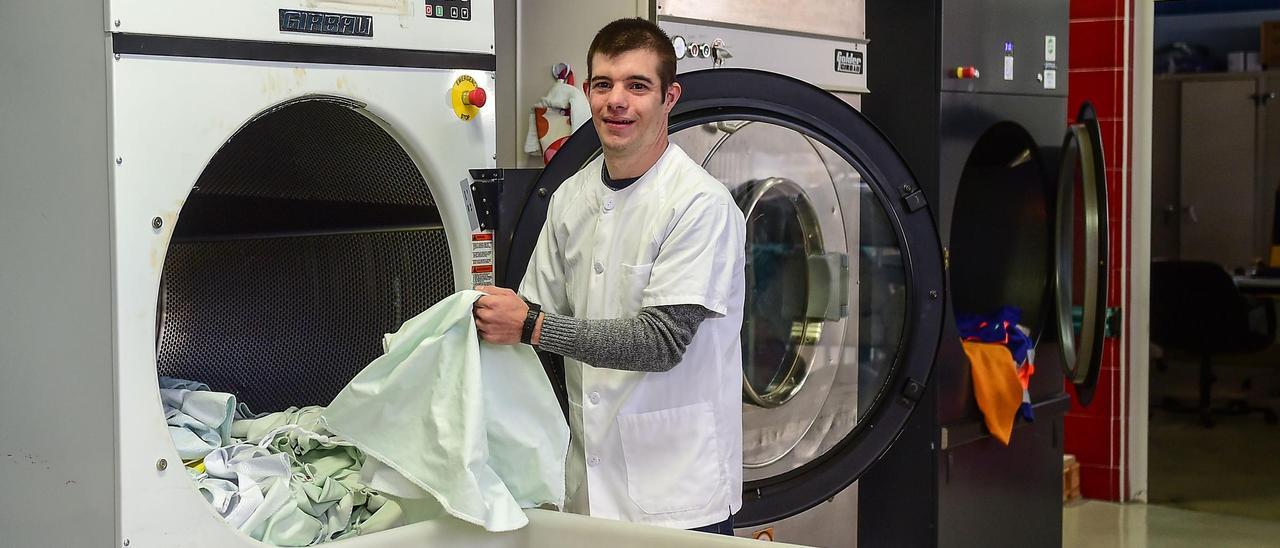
[451,75,487,121]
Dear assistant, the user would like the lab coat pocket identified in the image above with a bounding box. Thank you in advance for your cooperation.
[617,402,723,515]
[618,262,653,312]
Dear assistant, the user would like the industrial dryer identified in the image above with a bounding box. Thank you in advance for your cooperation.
[860,0,1112,546]
[500,67,947,543]
[495,6,952,546]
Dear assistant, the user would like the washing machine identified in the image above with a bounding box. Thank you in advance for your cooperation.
[1,2,779,547]
[499,65,948,547]
[859,0,1111,546]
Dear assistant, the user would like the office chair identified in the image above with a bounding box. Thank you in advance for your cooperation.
[1149,260,1279,428]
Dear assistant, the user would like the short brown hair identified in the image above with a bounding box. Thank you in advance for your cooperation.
[587,18,677,92]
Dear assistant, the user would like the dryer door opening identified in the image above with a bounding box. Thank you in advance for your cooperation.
[157,97,456,412]
[504,69,946,527]
[1054,101,1109,405]
[950,122,1052,341]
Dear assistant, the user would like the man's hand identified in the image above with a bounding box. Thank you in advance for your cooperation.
[473,285,528,345]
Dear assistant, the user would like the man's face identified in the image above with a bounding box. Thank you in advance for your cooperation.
[586,49,680,160]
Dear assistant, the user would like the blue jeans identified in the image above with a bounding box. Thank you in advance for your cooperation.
[691,513,734,536]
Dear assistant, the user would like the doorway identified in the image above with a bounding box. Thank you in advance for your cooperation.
[1146,0,1280,523]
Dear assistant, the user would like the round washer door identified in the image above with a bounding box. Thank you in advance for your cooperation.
[505,69,945,527]
[1054,101,1109,406]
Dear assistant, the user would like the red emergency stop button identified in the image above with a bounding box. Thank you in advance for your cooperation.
[954,66,980,79]
[463,87,487,108]
[451,75,484,121]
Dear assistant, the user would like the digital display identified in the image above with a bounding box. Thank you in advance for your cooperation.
[425,0,471,21]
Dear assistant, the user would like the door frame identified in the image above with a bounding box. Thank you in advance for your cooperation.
[1128,0,1153,503]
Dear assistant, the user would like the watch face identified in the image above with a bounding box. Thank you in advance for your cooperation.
[672,35,688,60]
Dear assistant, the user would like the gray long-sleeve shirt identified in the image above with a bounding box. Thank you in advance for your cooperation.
[535,304,714,372]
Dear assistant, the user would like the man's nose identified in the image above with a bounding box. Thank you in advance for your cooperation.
[606,86,628,110]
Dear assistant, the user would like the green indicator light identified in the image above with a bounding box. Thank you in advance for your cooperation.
[435,5,443,16]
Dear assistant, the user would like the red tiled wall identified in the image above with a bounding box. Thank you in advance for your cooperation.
[1063,0,1133,502]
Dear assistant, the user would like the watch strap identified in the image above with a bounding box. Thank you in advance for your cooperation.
[521,300,542,345]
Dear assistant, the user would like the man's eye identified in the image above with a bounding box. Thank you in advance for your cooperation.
[629,83,649,91]
[592,82,611,90]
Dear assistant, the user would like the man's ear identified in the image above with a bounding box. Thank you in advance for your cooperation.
[664,81,683,113]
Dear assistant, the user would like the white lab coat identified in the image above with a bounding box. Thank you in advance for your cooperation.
[520,143,746,529]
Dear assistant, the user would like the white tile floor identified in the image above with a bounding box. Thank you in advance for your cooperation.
[1064,501,1280,547]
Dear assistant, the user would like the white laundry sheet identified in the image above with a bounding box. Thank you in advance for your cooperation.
[160,376,241,460]
[188,411,409,546]
[165,290,569,544]
[322,289,569,532]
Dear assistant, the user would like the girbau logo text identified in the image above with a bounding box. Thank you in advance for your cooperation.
[279,9,373,38]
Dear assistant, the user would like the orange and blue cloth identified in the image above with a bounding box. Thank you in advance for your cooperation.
[961,340,1023,445]
[958,306,1037,445]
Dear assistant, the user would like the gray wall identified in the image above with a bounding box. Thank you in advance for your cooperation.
[0,1,119,545]
[495,0,519,166]
[506,0,649,168]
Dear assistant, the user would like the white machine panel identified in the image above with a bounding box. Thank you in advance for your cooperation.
[660,19,869,94]
[110,52,493,545]
[108,0,494,54]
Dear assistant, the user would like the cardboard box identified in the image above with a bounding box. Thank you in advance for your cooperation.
[1063,454,1081,503]
[1228,51,1263,72]
[1263,21,1280,68]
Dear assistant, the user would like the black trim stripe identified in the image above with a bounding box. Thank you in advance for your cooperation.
[111,34,495,71]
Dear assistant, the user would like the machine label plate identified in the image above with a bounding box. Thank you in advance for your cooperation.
[279,9,373,38]
[834,49,864,74]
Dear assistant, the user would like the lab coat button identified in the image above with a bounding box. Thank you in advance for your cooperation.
[588,456,601,467]
[588,392,601,404]
[604,199,615,211]
[593,262,604,274]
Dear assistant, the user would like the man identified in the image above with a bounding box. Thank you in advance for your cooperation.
[472,18,745,535]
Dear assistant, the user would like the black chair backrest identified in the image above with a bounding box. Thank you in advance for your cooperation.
[1150,260,1251,354]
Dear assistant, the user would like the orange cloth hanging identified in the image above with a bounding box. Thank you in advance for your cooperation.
[962,340,1024,445]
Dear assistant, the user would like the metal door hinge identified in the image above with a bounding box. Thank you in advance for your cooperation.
[899,377,925,407]
[899,184,927,212]
[468,169,503,232]
[1104,306,1122,338]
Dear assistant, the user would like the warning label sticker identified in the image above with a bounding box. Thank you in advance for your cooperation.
[472,231,495,286]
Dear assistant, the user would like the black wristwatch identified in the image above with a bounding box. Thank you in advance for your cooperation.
[521,299,542,345]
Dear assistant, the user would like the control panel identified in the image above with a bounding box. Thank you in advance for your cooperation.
[425,0,473,21]
[939,0,1068,95]
[946,34,1060,93]
[107,0,494,54]
[660,19,868,94]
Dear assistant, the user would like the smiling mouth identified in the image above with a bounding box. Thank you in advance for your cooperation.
[603,118,635,129]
